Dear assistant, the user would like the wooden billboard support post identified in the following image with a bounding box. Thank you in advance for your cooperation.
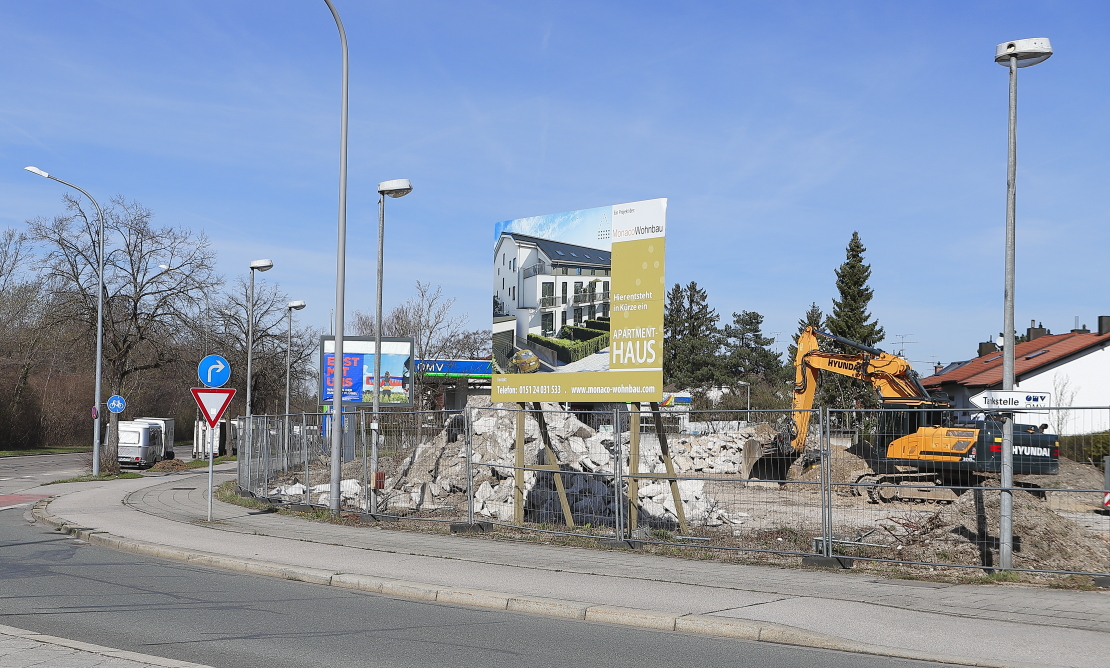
[627,402,688,536]
[512,403,574,528]
[627,403,641,532]
[514,407,525,526]
[529,403,575,528]
[650,401,688,535]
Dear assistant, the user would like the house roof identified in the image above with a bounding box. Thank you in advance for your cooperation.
[923,330,1110,389]
[498,232,611,267]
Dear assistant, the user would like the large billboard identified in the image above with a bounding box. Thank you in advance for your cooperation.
[319,336,414,407]
[492,198,665,403]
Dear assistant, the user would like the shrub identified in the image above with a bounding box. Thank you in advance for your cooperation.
[528,331,610,364]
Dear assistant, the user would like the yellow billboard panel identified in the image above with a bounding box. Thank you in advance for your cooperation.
[492,198,665,403]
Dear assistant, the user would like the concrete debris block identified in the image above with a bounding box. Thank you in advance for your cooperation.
[475,481,494,502]
[638,482,665,498]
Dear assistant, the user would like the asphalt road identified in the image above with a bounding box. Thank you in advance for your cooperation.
[0,452,88,496]
[0,455,962,668]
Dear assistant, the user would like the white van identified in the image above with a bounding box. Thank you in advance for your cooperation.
[135,417,175,459]
[117,421,166,468]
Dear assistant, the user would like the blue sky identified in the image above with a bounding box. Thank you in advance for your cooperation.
[2,1,1107,369]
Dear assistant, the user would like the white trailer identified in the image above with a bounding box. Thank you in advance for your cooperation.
[135,417,175,459]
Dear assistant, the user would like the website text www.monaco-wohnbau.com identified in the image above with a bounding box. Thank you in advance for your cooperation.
[497,384,656,395]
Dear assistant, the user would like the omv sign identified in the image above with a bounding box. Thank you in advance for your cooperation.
[415,360,492,377]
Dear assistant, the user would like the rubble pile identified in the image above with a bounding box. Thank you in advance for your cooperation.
[265,405,781,528]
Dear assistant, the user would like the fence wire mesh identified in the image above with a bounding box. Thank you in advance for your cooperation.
[237,404,1110,575]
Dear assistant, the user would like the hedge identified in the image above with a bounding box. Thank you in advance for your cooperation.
[528,331,610,364]
[583,319,609,332]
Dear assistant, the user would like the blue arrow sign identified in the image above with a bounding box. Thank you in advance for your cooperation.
[107,395,127,414]
[198,355,231,388]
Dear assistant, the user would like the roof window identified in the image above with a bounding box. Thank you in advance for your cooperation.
[570,252,578,257]
[983,355,1002,363]
[555,250,565,256]
[1024,349,1049,360]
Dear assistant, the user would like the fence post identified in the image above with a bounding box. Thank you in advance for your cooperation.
[360,410,368,513]
[613,407,623,539]
[466,407,475,525]
[303,413,310,505]
[821,407,833,558]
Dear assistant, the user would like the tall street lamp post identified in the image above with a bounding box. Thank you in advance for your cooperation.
[285,300,306,462]
[371,179,413,512]
[24,166,106,476]
[323,0,350,514]
[994,37,1052,570]
[246,259,273,474]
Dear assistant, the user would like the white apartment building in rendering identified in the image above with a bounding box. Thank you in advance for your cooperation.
[493,232,611,341]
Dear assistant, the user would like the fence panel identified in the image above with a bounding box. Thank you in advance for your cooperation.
[825,406,1110,575]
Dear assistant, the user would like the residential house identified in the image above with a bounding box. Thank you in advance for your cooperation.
[493,232,611,341]
[923,317,1110,434]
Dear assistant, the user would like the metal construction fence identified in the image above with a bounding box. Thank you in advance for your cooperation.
[237,404,1110,576]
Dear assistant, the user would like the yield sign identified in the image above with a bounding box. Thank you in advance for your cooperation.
[191,388,236,428]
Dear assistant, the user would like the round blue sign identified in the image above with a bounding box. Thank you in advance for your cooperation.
[107,395,127,414]
[198,354,231,388]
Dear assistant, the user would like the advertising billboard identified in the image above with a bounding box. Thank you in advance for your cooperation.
[492,198,665,403]
[319,336,414,407]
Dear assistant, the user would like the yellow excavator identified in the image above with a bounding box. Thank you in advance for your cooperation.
[743,327,1059,502]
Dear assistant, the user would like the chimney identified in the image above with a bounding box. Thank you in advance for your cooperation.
[1070,315,1090,334]
[978,340,999,357]
[1100,316,1110,336]
[934,363,944,374]
[1026,320,1049,341]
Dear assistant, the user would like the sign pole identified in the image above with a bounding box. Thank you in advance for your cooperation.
[208,423,215,522]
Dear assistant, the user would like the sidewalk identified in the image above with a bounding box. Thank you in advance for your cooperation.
[33,468,1110,668]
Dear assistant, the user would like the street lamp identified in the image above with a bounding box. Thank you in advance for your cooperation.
[369,179,413,512]
[285,301,307,418]
[995,37,1052,570]
[323,0,350,515]
[246,258,273,420]
[25,166,107,476]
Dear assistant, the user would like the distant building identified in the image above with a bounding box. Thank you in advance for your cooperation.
[923,317,1110,432]
[493,232,611,341]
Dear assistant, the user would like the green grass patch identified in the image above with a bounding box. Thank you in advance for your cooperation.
[184,455,237,469]
[0,446,91,458]
[43,472,143,485]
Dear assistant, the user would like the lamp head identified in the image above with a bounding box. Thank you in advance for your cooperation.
[24,166,49,178]
[249,258,274,272]
[378,178,413,198]
[995,38,1052,68]
[288,300,306,311]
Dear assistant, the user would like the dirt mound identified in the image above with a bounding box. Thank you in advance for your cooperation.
[868,481,1109,573]
[149,459,189,472]
[1018,456,1103,490]
[789,448,871,483]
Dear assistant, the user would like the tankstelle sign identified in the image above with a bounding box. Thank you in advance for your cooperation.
[491,198,665,403]
[969,390,1052,410]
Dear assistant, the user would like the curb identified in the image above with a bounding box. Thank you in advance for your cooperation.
[0,622,214,668]
[30,499,1050,668]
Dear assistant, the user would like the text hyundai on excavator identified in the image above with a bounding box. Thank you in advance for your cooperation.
[746,327,1059,502]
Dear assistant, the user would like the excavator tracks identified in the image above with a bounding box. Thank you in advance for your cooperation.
[850,472,959,504]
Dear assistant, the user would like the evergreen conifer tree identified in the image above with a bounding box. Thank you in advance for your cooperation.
[722,310,782,380]
[825,231,884,347]
[662,281,725,389]
[822,232,884,409]
[787,302,824,363]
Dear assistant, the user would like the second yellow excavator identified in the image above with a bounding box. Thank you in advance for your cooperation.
[742,327,1059,502]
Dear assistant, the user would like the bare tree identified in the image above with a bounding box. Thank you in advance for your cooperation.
[212,277,318,417]
[353,282,490,411]
[28,195,220,472]
[1051,372,1078,436]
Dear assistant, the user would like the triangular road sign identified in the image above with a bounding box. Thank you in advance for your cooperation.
[191,388,237,428]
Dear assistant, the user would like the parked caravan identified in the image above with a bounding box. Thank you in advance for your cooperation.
[135,418,175,459]
[116,421,166,468]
